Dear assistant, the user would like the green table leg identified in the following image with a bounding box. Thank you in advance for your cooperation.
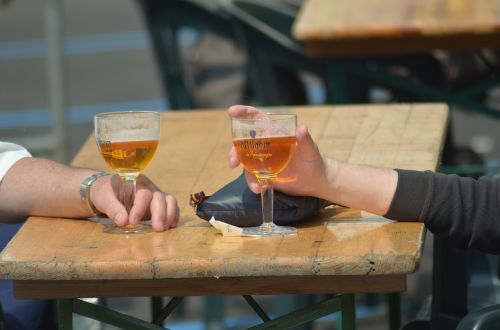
[153,296,184,326]
[57,299,74,330]
[73,299,164,329]
[388,293,401,330]
[327,63,350,104]
[273,295,315,330]
[338,294,356,330]
[243,295,271,322]
[151,297,163,322]
[0,300,5,330]
[247,295,342,330]
[204,296,225,330]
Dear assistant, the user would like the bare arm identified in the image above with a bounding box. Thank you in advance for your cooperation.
[0,157,179,231]
[227,105,398,215]
[0,157,94,222]
[324,160,398,216]
[228,105,500,254]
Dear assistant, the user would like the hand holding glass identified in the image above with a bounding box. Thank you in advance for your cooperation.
[94,111,160,234]
[231,113,297,236]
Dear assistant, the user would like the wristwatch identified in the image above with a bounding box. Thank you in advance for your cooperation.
[80,172,109,217]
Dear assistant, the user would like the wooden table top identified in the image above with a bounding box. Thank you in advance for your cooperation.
[0,104,449,299]
[293,0,500,57]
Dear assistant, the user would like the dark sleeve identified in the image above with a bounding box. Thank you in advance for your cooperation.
[385,169,500,254]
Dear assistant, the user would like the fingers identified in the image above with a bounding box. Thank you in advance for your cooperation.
[296,124,314,147]
[295,124,321,159]
[228,105,267,119]
[244,171,261,194]
[131,176,179,232]
[149,191,179,232]
[228,146,240,168]
[91,175,129,227]
[164,193,180,229]
[93,174,180,232]
[128,185,153,225]
[104,202,129,227]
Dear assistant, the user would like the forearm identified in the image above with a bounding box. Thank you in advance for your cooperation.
[323,160,398,215]
[366,168,500,254]
[0,157,97,222]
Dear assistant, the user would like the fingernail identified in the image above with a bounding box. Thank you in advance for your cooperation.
[116,212,126,225]
[129,215,137,225]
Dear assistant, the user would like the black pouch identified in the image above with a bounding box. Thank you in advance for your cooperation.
[191,174,331,227]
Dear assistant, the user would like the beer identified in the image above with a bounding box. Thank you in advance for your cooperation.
[233,136,296,179]
[98,140,158,174]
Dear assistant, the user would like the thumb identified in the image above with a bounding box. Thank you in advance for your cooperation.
[244,171,261,194]
[92,189,129,227]
[228,146,240,168]
[296,124,321,159]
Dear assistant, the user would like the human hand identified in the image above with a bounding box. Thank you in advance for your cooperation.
[89,174,179,232]
[228,105,336,200]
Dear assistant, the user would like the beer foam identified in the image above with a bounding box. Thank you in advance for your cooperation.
[99,128,159,142]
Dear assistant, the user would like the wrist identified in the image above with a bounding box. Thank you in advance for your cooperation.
[321,158,341,203]
[80,172,109,217]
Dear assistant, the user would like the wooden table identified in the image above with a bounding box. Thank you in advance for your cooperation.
[293,0,500,57]
[0,104,449,329]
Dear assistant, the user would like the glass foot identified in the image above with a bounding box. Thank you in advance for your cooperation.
[242,223,297,237]
[102,223,151,234]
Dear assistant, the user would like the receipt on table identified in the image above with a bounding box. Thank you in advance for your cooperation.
[209,217,257,237]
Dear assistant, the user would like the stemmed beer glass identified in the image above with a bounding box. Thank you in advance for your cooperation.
[94,111,160,234]
[231,113,297,236]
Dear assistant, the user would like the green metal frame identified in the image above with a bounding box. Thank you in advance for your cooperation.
[152,296,183,325]
[388,293,401,330]
[347,64,500,120]
[55,293,359,330]
[57,299,166,330]
[0,301,4,330]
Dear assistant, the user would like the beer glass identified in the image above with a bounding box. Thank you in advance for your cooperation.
[94,111,160,234]
[231,113,297,236]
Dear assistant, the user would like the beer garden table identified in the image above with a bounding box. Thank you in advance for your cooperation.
[293,0,500,57]
[0,104,448,329]
[292,0,500,119]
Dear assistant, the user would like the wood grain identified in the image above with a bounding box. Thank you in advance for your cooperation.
[0,104,448,298]
[14,275,406,299]
[293,0,500,56]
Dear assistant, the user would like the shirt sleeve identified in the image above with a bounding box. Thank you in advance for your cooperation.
[385,169,500,254]
[0,142,32,181]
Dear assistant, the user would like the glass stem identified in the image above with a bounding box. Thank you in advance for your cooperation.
[119,175,137,214]
[259,178,274,229]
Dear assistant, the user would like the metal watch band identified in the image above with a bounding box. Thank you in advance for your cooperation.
[80,172,109,216]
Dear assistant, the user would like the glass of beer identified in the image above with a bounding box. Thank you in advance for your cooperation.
[94,111,160,234]
[231,113,297,236]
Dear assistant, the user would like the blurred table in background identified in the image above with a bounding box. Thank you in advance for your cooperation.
[294,3,500,327]
[0,104,449,330]
[291,0,500,179]
[292,0,500,118]
[293,0,500,57]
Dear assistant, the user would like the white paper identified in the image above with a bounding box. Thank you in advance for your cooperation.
[209,217,250,237]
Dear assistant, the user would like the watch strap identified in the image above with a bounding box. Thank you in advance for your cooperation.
[80,172,109,216]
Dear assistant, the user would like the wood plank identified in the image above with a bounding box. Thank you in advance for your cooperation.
[293,0,500,56]
[13,275,406,299]
[294,0,500,40]
[303,34,500,57]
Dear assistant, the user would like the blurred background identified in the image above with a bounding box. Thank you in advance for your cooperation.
[3,0,500,164]
[1,0,500,329]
